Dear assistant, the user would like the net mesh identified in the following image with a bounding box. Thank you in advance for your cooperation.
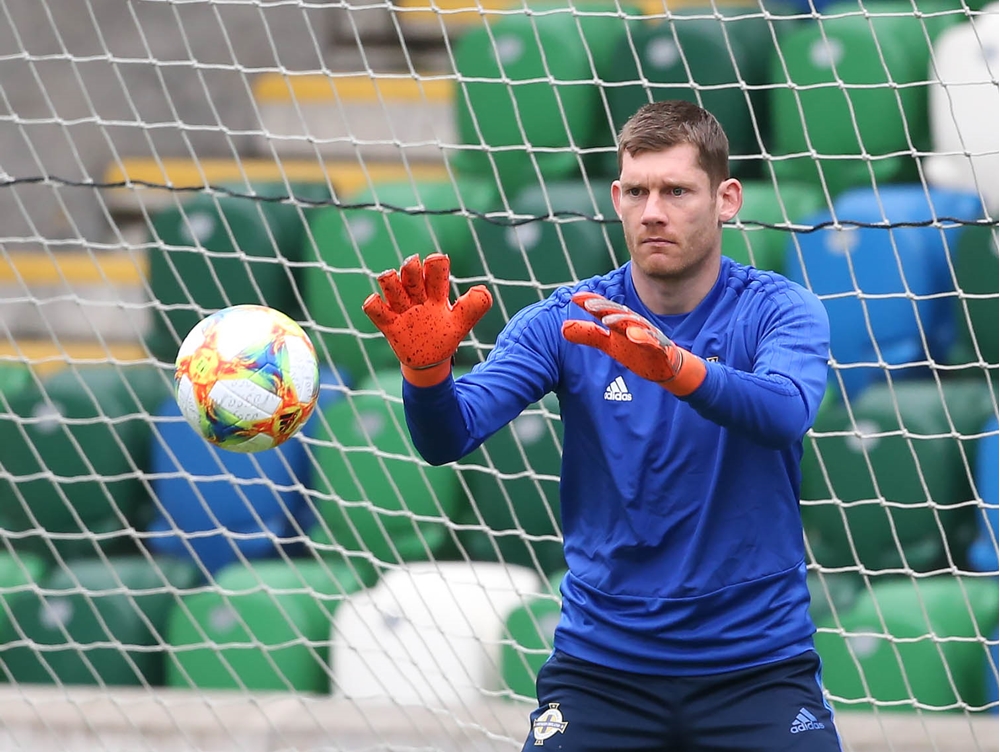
[0,0,997,749]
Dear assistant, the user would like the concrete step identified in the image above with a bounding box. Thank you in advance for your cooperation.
[251,72,456,162]
[102,156,451,213]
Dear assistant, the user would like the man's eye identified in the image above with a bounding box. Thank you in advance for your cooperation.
[671,187,685,196]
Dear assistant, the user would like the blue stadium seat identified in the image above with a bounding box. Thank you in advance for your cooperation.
[786,185,984,398]
[145,367,346,575]
[969,415,999,573]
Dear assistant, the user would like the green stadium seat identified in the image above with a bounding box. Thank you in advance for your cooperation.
[146,182,328,363]
[164,557,367,692]
[814,575,1000,711]
[452,4,638,192]
[0,363,32,405]
[724,180,827,273]
[600,9,778,179]
[501,569,565,699]
[306,369,468,566]
[457,393,565,577]
[301,177,499,384]
[0,364,174,562]
[469,179,627,345]
[951,224,999,372]
[0,551,49,640]
[0,555,201,687]
[770,0,965,196]
[806,570,865,627]
[801,378,994,574]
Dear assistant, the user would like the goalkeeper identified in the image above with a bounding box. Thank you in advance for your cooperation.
[362,100,841,751]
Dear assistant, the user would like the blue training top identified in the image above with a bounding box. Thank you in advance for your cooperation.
[402,257,831,676]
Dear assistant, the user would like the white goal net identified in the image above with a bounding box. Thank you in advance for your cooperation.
[0,0,997,750]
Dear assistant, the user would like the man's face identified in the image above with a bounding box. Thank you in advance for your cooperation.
[612,143,737,282]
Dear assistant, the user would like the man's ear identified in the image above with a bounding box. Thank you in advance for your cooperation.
[718,178,742,224]
[611,180,623,218]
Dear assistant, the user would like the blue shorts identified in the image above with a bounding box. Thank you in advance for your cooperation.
[521,649,843,751]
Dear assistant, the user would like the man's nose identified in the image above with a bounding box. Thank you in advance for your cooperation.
[641,193,667,224]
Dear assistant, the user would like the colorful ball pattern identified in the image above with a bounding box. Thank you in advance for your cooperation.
[174,305,320,453]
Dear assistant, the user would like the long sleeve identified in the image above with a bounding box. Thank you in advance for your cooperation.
[682,281,831,448]
[402,298,565,466]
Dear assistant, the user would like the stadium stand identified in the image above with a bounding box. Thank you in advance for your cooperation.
[925,3,1000,215]
[331,561,542,704]
[306,368,469,567]
[301,177,499,384]
[786,184,985,398]
[800,377,995,574]
[164,556,369,692]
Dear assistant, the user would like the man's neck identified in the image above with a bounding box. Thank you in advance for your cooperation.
[631,255,722,316]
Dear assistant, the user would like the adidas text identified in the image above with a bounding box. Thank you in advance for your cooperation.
[604,376,632,402]
[790,708,825,734]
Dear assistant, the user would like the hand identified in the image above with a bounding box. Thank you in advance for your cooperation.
[362,253,492,386]
[562,292,706,396]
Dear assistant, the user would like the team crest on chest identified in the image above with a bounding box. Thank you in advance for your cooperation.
[532,702,568,745]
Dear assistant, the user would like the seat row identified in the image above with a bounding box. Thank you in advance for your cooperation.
[244,0,998,207]
[142,174,997,398]
[0,552,995,715]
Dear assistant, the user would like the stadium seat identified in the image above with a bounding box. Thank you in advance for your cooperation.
[952,224,999,372]
[301,177,500,384]
[0,364,175,562]
[451,5,638,192]
[925,5,1000,215]
[785,185,984,398]
[456,392,566,577]
[146,397,317,577]
[469,179,627,345]
[600,9,777,178]
[800,378,994,573]
[306,368,467,567]
[164,557,367,692]
[0,555,201,687]
[968,415,999,573]
[770,0,966,195]
[813,575,1000,711]
[0,551,48,639]
[724,180,827,273]
[145,183,328,363]
[501,569,565,699]
[0,363,32,404]
[331,561,543,704]
[806,569,865,627]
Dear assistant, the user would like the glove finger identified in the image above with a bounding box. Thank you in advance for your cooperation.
[362,293,395,330]
[570,292,627,314]
[423,253,452,303]
[629,322,674,349]
[561,319,612,350]
[450,285,493,331]
[376,268,412,314]
[602,311,655,336]
[399,254,427,304]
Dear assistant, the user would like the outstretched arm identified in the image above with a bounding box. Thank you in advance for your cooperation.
[564,290,829,448]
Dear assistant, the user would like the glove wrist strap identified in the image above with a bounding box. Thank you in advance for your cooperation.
[401,359,452,388]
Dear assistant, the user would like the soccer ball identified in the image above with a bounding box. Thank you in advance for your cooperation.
[174,305,320,453]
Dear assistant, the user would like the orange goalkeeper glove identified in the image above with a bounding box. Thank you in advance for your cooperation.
[562,292,706,397]
[362,253,492,387]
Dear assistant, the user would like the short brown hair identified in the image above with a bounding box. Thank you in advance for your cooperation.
[616,100,730,187]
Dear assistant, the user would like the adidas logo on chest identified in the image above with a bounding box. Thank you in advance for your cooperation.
[604,376,632,402]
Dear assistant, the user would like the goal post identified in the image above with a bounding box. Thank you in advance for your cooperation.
[0,0,997,750]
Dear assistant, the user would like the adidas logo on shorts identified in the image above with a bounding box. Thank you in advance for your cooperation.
[604,376,632,402]
[789,707,825,734]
